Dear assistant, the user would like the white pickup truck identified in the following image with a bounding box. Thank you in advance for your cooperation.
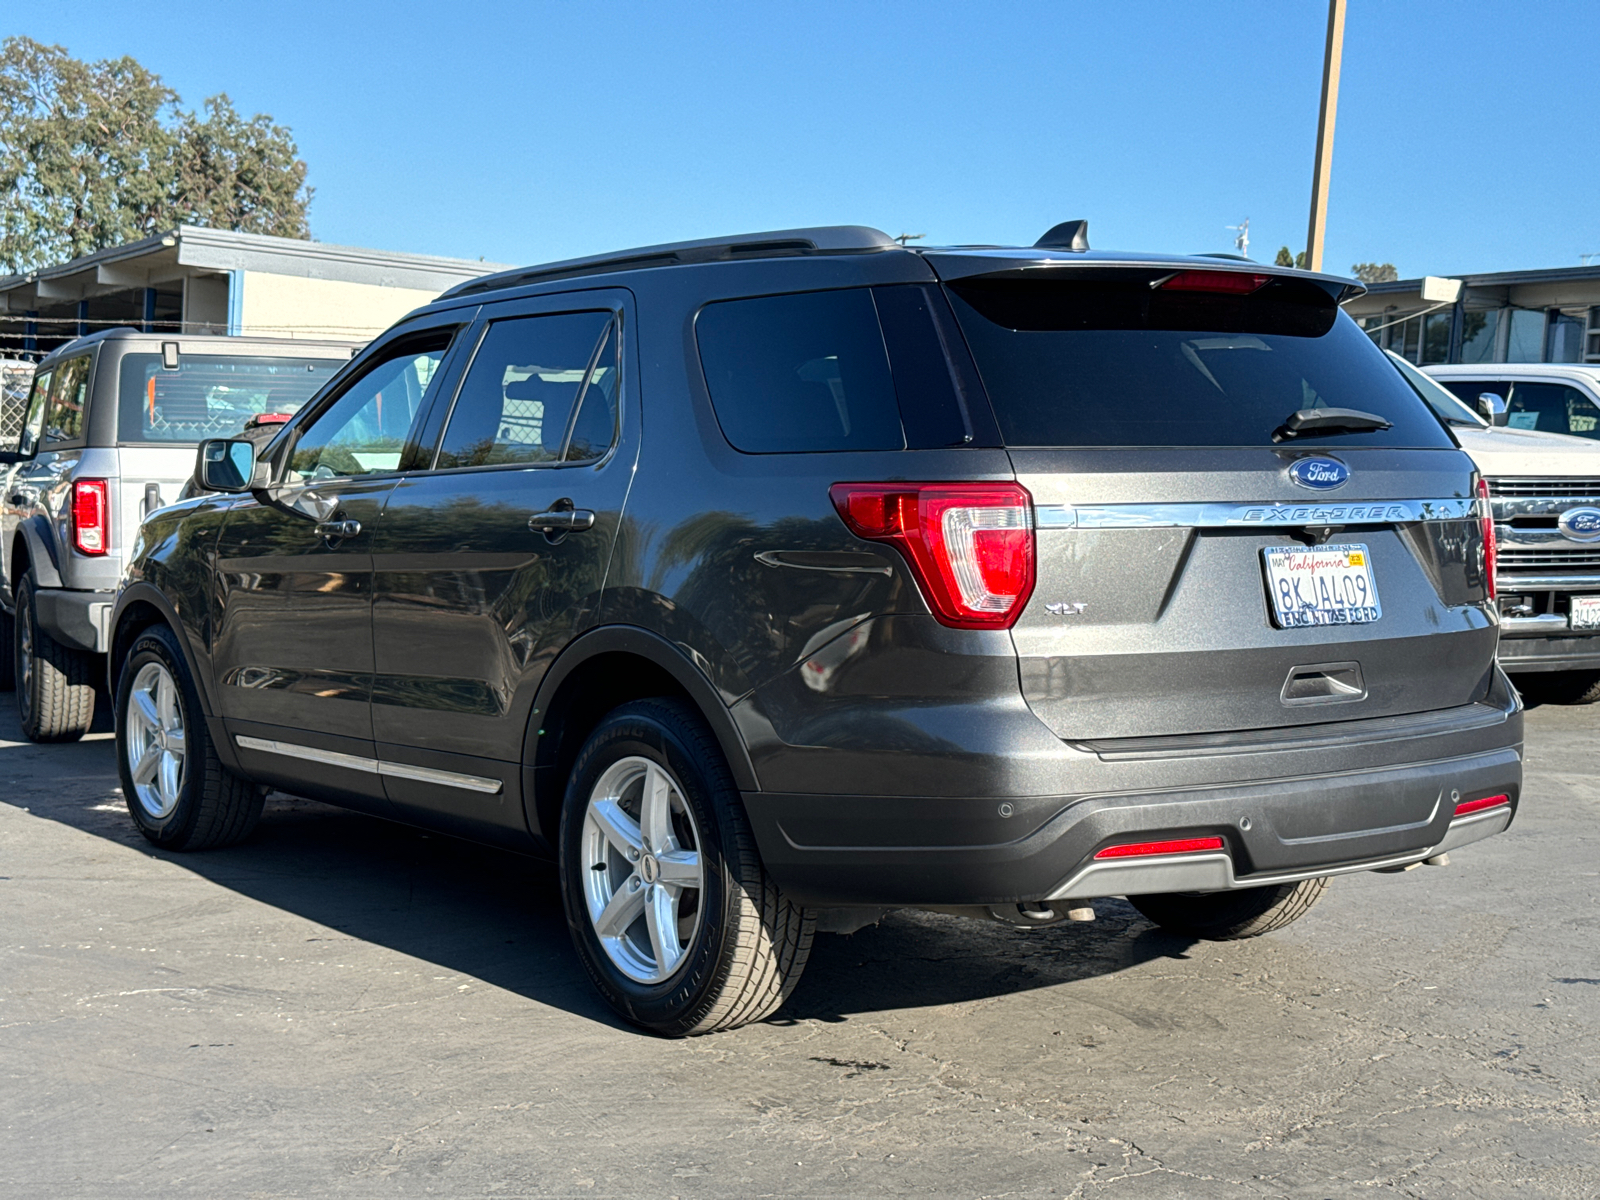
[1391,354,1600,703]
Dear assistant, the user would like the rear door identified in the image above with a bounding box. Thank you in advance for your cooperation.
[369,291,635,835]
[936,263,1495,739]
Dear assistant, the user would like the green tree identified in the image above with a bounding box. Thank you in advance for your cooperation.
[1351,262,1398,284]
[1275,245,1295,267]
[0,36,311,273]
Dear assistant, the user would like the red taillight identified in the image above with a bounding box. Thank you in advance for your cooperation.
[1158,270,1272,294]
[71,479,109,556]
[1454,794,1509,818]
[1095,836,1226,860]
[1476,477,1497,601]
[830,482,1035,629]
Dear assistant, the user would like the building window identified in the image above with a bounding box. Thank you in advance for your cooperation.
[1506,308,1546,362]
[1460,308,1500,364]
[1586,308,1600,362]
[1546,311,1586,363]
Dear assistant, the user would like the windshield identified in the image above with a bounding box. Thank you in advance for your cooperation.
[118,353,343,444]
[945,272,1454,449]
[1386,351,1487,427]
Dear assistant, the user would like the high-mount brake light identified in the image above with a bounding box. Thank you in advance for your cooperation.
[72,479,110,556]
[1454,794,1509,818]
[829,482,1035,629]
[1158,269,1272,295]
[1476,477,1497,600]
[1094,836,1226,860]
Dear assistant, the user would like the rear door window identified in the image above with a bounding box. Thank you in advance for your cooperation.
[946,273,1454,449]
[43,355,90,446]
[434,311,618,469]
[695,289,904,453]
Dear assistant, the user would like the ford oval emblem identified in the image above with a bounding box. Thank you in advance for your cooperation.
[1288,457,1350,491]
[1559,506,1600,542]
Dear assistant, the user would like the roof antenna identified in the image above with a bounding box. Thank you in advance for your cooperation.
[1034,220,1089,251]
[894,232,925,245]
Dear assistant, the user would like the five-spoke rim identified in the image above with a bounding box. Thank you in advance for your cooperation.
[580,756,704,984]
[125,661,187,820]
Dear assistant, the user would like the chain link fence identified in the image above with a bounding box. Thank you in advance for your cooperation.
[1,360,36,445]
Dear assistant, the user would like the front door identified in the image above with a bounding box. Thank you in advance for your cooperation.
[370,295,634,835]
[212,329,459,809]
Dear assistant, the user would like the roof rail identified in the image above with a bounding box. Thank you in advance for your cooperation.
[440,225,900,299]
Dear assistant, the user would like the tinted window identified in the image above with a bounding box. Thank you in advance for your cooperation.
[436,312,615,470]
[1438,380,1505,409]
[15,368,50,456]
[696,289,904,453]
[947,274,1454,448]
[118,354,342,444]
[1507,382,1600,438]
[288,336,451,481]
[43,355,90,445]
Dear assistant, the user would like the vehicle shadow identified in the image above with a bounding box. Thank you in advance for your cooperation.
[3,701,1191,1032]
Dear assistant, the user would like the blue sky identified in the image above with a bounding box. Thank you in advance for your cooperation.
[15,1,1599,278]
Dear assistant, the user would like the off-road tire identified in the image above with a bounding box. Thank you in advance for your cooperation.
[559,697,814,1036]
[117,623,265,850]
[1517,669,1600,706]
[1128,877,1329,940]
[0,607,14,692]
[15,571,94,742]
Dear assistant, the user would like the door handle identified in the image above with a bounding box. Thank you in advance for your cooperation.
[529,508,595,534]
[315,519,362,539]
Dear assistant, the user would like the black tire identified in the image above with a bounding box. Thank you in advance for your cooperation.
[1516,669,1600,706]
[1128,877,1329,940]
[0,606,13,692]
[116,623,265,851]
[559,697,814,1036]
[14,571,94,742]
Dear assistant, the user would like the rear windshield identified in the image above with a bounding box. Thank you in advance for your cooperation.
[118,353,343,444]
[947,272,1454,448]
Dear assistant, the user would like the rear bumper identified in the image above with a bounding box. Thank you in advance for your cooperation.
[1496,630,1600,673]
[745,743,1521,905]
[34,588,113,654]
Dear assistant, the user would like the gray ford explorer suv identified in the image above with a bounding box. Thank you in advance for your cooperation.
[1,330,357,741]
[108,224,1522,1036]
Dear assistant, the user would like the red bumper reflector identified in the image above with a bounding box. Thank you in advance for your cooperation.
[1454,794,1509,818]
[1094,836,1225,860]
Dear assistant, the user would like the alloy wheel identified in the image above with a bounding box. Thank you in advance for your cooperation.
[580,755,705,984]
[125,661,188,820]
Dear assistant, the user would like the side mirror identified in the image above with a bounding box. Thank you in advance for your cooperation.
[196,438,258,493]
[0,447,29,465]
[1477,392,1509,426]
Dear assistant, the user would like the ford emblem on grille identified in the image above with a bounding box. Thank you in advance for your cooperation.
[1558,506,1600,542]
[1288,457,1350,490]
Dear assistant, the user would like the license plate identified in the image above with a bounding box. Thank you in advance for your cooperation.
[1262,543,1382,628]
[1572,596,1600,630]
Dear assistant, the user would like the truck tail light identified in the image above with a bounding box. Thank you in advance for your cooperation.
[1476,477,1496,600]
[72,479,110,556]
[829,482,1035,629]
[1095,836,1226,860]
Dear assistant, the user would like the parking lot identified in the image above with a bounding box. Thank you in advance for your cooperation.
[0,698,1595,1198]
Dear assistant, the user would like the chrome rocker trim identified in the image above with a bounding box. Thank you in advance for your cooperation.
[1044,805,1513,901]
[235,735,504,795]
[1034,498,1478,531]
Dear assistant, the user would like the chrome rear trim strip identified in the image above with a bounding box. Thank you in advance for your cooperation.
[1498,573,1600,589]
[1500,613,1570,634]
[1034,498,1477,530]
[235,735,503,795]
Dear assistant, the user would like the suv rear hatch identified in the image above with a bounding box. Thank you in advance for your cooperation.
[934,260,1495,740]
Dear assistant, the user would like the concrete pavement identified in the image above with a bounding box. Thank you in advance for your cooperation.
[2,697,1596,1197]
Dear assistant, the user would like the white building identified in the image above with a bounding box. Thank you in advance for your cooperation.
[0,226,510,357]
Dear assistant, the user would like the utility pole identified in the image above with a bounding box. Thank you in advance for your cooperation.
[1304,0,1347,273]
